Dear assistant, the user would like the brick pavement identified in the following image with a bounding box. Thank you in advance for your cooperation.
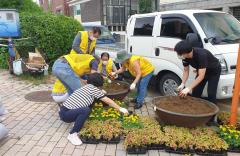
[0,69,238,156]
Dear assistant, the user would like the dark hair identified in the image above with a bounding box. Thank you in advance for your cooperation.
[87,73,104,87]
[92,27,101,35]
[174,40,193,55]
[101,52,110,59]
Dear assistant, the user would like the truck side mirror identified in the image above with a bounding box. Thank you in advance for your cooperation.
[186,33,203,48]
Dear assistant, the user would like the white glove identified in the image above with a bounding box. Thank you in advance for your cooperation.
[119,107,129,114]
[179,87,191,97]
[177,83,185,91]
[130,83,136,90]
[107,79,112,83]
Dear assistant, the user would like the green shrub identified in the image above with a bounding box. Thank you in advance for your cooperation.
[19,12,83,66]
[0,0,42,13]
[0,47,9,69]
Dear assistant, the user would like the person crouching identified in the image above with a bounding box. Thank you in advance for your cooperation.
[59,73,128,145]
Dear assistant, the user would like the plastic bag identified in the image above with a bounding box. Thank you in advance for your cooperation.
[13,59,23,75]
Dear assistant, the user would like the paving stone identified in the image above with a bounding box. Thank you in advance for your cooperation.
[27,146,43,156]
[41,141,57,153]
[31,131,46,141]
[37,135,52,147]
[159,151,171,156]
[148,150,160,156]
[93,149,105,156]
[116,149,127,156]
[15,151,28,156]
[51,147,64,156]
[56,137,68,148]
[105,144,116,156]
[62,142,75,155]
[72,148,84,156]
[96,143,106,150]
[3,144,23,156]
[83,144,96,156]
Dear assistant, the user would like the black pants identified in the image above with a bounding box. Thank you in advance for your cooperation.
[192,66,221,104]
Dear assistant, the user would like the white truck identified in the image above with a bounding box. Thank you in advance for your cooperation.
[125,10,240,99]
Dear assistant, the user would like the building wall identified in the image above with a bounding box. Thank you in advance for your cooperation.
[160,0,240,13]
[80,0,103,24]
[39,0,70,16]
[39,0,50,12]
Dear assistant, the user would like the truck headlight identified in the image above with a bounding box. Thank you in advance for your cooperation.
[215,54,228,75]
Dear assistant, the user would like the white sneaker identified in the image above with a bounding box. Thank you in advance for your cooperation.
[67,133,82,146]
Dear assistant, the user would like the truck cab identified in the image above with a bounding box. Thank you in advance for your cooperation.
[126,10,240,99]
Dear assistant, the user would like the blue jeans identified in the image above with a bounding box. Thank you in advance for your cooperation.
[52,59,81,95]
[136,72,153,105]
[59,106,91,134]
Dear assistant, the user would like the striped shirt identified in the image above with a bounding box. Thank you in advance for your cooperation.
[63,84,106,109]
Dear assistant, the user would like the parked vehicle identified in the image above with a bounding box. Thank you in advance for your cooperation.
[0,9,21,37]
[126,10,240,99]
[83,24,124,60]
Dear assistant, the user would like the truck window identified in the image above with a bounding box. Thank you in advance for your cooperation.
[134,17,155,36]
[160,18,193,39]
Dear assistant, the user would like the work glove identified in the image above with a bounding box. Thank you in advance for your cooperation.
[119,107,129,114]
[110,72,116,76]
[107,79,112,84]
[177,83,185,92]
[179,87,191,97]
[130,83,136,90]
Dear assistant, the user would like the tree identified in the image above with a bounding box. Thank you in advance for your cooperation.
[0,0,42,13]
[139,0,152,13]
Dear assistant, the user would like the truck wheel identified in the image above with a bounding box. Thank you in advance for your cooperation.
[158,73,181,96]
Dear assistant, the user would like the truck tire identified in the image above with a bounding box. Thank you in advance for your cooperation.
[158,73,181,96]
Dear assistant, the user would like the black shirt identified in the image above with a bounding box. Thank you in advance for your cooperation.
[182,48,220,74]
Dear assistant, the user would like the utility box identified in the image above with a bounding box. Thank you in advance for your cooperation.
[0,9,21,37]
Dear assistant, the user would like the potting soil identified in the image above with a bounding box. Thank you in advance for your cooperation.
[102,81,129,93]
[156,96,215,115]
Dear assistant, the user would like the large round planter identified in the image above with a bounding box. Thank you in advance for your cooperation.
[103,81,130,100]
[154,96,219,128]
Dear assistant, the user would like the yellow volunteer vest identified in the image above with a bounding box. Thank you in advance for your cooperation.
[70,31,96,54]
[124,55,154,77]
[52,54,95,94]
[64,54,95,75]
[52,79,67,94]
[98,58,113,75]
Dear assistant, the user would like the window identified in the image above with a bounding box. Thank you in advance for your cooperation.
[6,13,14,21]
[134,17,155,36]
[74,4,81,16]
[160,18,193,39]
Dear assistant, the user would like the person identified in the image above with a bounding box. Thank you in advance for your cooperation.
[175,40,221,104]
[98,52,117,79]
[59,73,129,145]
[111,51,154,109]
[70,27,101,55]
[52,54,99,99]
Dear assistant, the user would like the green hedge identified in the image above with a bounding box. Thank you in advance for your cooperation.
[19,12,83,66]
[0,47,9,69]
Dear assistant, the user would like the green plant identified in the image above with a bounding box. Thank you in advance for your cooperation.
[19,12,83,66]
[0,47,9,69]
[101,119,122,141]
[122,114,143,130]
[124,129,149,148]
[219,125,240,149]
[139,0,152,13]
[0,0,43,13]
[79,120,103,139]
[218,111,240,125]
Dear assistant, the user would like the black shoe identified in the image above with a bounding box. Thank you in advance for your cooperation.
[130,99,137,103]
[134,104,142,109]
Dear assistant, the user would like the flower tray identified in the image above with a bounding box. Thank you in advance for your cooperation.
[127,146,147,155]
[101,136,120,144]
[147,143,165,150]
[80,136,100,144]
[165,147,194,155]
[195,150,227,156]
[228,147,240,153]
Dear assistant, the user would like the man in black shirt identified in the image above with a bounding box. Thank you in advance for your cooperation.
[174,40,221,104]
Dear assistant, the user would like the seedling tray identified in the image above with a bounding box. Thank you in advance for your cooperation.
[147,144,165,150]
[228,147,240,153]
[101,136,120,144]
[165,147,194,155]
[127,146,147,155]
[80,136,100,144]
[195,150,227,156]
